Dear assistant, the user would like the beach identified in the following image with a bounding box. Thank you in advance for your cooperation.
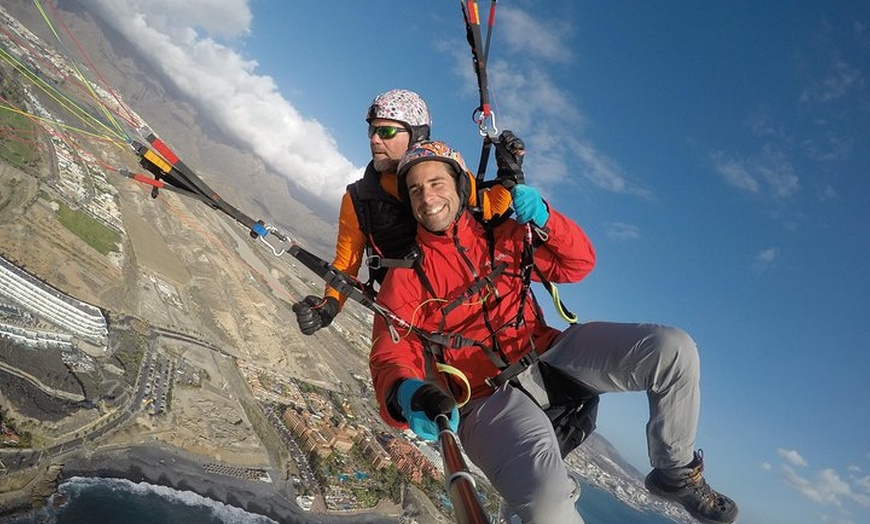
[2,445,396,524]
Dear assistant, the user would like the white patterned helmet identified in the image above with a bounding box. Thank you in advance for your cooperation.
[366,89,431,145]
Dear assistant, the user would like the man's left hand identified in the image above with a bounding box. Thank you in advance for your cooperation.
[511,185,549,228]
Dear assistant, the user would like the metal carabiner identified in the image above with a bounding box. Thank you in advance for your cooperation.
[255,224,291,257]
[473,107,498,139]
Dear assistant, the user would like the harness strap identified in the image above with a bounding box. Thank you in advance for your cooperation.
[460,1,492,129]
[485,350,539,389]
[412,255,438,299]
[286,244,376,309]
[366,249,419,270]
[441,261,507,316]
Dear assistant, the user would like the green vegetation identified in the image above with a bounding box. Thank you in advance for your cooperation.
[55,201,121,255]
[111,329,146,384]
[0,109,39,169]
[0,407,33,448]
[0,64,40,170]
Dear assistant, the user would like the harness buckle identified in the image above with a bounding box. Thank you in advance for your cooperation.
[366,251,419,270]
[366,254,383,270]
[485,351,540,390]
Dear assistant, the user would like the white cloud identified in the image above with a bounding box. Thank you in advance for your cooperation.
[761,462,772,471]
[497,7,574,64]
[711,152,759,194]
[802,135,854,162]
[755,247,779,267]
[751,248,777,275]
[485,60,583,130]
[711,146,800,200]
[778,448,809,467]
[442,7,651,201]
[117,0,252,38]
[856,21,870,51]
[782,465,870,510]
[783,466,850,506]
[758,145,801,199]
[745,106,788,141]
[79,0,360,205]
[569,139,642,196]
[605,222,640,242]
[800,56,865,104]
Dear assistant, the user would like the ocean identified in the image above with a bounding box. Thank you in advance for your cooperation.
[1,477,277,524]
[1,477,681,524]
[576,483,682,524]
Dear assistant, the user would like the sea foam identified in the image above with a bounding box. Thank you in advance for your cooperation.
[59,477,278,524]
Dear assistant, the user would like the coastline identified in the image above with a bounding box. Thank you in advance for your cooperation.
[2,444,395,524]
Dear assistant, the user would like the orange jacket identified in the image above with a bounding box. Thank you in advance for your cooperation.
[325,170,512,307]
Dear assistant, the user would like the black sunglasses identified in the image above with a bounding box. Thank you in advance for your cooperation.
[368,125,409,140]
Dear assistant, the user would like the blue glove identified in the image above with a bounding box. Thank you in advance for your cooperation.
[397,379,459,441]
[511,185,549,227]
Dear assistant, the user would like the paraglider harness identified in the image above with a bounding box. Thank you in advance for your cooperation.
[346,163,419,297]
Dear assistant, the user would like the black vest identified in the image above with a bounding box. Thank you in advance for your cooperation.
[347,163,418,286]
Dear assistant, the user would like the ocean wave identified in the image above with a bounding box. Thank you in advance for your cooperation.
[59,477,278,524]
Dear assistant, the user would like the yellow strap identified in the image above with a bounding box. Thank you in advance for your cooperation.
[551,283,578,324]
[435,363,472,408]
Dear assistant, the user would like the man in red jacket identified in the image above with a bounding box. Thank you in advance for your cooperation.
[369,140,738,524]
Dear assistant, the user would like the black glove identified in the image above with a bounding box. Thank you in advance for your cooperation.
[496,130,525,187]
[292,295,339,335]
[410,381,457,420]
[395,379,459,440]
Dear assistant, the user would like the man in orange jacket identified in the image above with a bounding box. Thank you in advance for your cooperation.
[293,89,512,335]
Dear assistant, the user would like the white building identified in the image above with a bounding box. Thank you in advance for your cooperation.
[0,256,108,346]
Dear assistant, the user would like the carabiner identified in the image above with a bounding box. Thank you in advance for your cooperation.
[473,107,498,139]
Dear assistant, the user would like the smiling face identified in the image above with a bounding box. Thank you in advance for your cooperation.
[369,118,411,174]
[404,160,461,233]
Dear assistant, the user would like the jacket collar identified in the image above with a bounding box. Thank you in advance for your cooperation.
[417,210,473,246]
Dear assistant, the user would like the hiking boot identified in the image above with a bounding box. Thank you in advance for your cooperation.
[645,450,739,524]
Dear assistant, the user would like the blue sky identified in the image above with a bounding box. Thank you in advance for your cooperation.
[71,1,870,523]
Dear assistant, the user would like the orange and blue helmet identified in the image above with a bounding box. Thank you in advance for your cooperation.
[396,140,477,210]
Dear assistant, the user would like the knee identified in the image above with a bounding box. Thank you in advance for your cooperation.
[652,326,700,379]
[518,472,583,523]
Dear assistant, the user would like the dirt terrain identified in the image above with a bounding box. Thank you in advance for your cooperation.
[0,2,402,515]
[0,153,375,469]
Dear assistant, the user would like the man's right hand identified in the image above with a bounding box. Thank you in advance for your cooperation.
[292,295,339,335]
[496,129,526,187]
[397,379,459,441]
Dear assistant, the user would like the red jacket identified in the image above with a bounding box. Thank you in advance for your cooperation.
[370,208,596,428]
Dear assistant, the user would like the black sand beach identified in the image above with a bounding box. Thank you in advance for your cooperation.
[53,445,397,524]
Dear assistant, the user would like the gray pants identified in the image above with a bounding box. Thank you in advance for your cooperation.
[458,321,701,523]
